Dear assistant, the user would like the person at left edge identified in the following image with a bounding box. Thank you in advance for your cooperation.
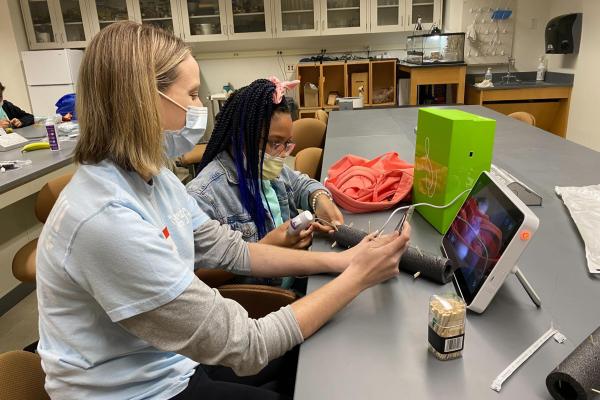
[0,81,34,129]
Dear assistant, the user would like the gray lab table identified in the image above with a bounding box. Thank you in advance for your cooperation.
[0,125,76,207]
[294,106,600,400]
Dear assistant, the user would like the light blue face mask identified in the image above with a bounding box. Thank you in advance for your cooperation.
[159,91,207,158]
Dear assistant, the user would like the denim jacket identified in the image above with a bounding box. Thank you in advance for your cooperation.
[186,151,328,243]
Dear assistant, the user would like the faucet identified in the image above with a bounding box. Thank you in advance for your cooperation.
[502,57,519,84]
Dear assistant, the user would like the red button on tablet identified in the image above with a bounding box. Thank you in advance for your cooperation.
[520,231,531,241]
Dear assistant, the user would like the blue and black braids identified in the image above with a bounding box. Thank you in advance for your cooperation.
[198,79,290,238]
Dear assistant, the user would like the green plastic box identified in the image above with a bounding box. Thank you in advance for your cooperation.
[413,108,496,234]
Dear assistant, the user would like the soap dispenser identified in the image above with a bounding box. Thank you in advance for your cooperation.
[484,67,493,81]
[536,57,546,81]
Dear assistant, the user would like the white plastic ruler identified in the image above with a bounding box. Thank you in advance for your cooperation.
[491,327,566,392]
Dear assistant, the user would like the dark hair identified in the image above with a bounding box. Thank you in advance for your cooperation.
[0,82,5,96]
[198,79,291,238]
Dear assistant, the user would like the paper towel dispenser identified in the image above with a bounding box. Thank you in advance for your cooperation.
[545,13,582,54]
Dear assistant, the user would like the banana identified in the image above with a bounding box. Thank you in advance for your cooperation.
[22,142,51,152]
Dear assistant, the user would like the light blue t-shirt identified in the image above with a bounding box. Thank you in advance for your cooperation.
[36,160,209,399]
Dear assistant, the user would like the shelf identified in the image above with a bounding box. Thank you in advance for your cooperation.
[282,9,314,14]
[377,5,399,8]
[33,22,51,26]
[63,21,83,25]
[189,15,220,19]
[142,17,172,21]
[327,7,360,11]
[412,2,435,6]
[233,12,265,17]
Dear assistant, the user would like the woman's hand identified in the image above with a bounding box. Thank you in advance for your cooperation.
[313,192,344,233]
[332,224,411,274]
[10,118,22,128]
[0,119,10,129]
[259,220,314,249]
[344,224,411,288]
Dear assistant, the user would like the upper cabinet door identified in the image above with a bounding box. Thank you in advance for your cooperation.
[370,0,405,33]
[274,0,320,38]
[225,0,274,39]
[181,0,228,41]
[132,0,185,37]
[321,0,367,35]
[21,0,62,49]
[53,0,95,47]
[87,0,136,33]
[405,0,442,31]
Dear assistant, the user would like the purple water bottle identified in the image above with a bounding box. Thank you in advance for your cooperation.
[45,118,60,151]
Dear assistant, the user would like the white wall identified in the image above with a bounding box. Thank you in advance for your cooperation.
[545,0,599,151]
[193,32,410,96]
[511,0,548,71]
[0,0,31,111]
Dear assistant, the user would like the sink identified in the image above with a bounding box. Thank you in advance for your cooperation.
[493,80,541,87]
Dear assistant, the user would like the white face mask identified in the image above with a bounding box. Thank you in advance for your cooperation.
[159,91,207,158]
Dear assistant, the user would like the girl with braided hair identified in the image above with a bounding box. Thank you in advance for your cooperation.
[187,78,344,261]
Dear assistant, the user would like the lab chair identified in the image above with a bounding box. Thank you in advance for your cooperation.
[294,147,324,180]
[291,118,326,157]
[315,109,329,125]
[177,143,207,178]
[0,350,49,400]
[508,111,536,126]
[12,173,74,283]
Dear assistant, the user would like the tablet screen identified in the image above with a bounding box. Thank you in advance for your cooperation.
[443,173,524,304]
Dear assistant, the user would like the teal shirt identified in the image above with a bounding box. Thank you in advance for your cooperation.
[0,105,8,121]
[261,180,284,227]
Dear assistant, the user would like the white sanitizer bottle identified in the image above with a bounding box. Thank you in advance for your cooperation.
[536,57,546,81]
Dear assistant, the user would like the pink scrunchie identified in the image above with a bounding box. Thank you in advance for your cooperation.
[268,76,300,104]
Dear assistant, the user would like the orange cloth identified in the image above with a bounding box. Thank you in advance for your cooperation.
[324,152,414,213]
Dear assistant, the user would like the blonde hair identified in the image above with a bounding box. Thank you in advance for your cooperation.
[75,21,190,176]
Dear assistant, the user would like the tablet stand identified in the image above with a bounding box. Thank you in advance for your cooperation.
[512,265,542,307]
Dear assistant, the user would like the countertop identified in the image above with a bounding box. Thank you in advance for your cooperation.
[467,71,574,91]
[0,125,76,195]
[295,106,600,400]
[398,61,468,68]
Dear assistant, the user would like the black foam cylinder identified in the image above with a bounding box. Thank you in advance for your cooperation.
[331,225,456,284]
[546,326,600,400]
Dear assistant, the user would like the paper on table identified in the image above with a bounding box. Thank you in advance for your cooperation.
[555,184,600,274]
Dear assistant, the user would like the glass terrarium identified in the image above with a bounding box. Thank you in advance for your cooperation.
[406,32,465,65]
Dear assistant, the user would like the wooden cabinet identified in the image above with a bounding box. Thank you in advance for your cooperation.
[273,0,321,37]
[370,60,396,105]
[21,0,94,49]
[297,59,396,116]
[466,86,572,138]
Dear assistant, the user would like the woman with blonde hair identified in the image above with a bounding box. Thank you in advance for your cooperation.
[36,21,410,399]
